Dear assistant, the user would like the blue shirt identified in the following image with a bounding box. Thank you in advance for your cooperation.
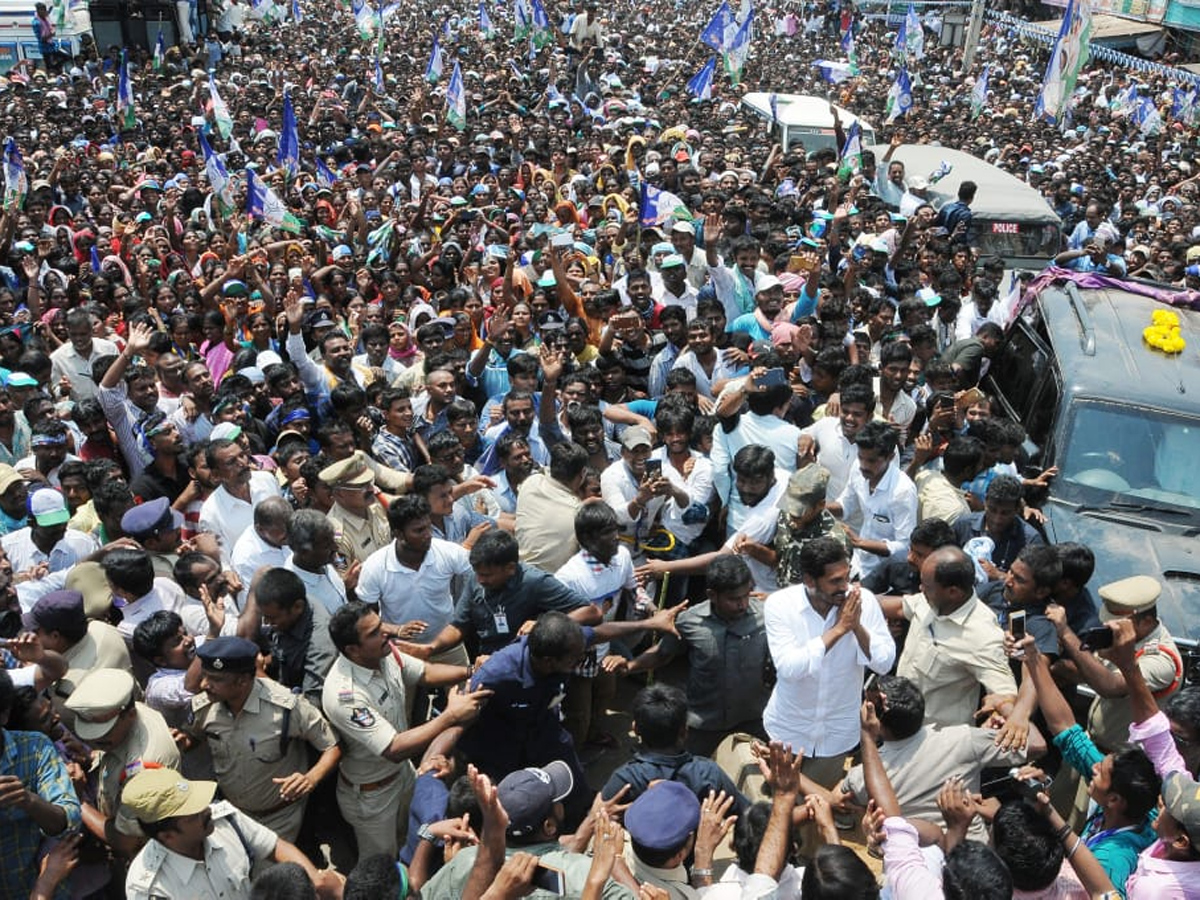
[0,729,82,898]
[450,564,587,654]
[400,772,451,865]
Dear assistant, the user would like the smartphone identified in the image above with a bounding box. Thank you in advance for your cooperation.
[956,387,986,410]
[1009,610,1027,641]
[863,672,879,695]
[1080,626,1115,651]
[754,367,788,389]
[531,863,566,895]
[644,459,663,478]
[550,231,574,248]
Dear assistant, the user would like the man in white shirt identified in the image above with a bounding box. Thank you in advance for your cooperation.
[710,377,800,504]
[826,421,918,585]
[600,427,674,562]
[101,547,209,641]
[798,382,875,507]
[763,536,895,788]
[198,439,282,559]
[49,308,118,402]
[2,488,97,576]
[356,495,473,666]
[229,497,292,594]
[284,510,347,616]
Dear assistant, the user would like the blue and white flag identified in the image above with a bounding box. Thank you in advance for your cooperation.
[292,0,302,22]
[90,245,102,273]
[687,57,716,101]
[723,6,752,85]
[373,55,385,93]
[1133,95,1163,135]
[814,59,856,84]
[530,0,552,46]
[885,65,912,123]
[769,91,779,125]
[198,129,233,208]
[841,27,859,71]
[208,74,232,140]
[893,14,907,61]
[425,34,444,82]
[245,168,303,233]
[971,64,990,119]
[479,1,495,38]
[3,138,26,210]
[117,51,136,130]
[701,1,732,51]
[837,121,862,180]
[1034,0,1092,125]
[315,157,336,189]
[153,29,165,72]
[278,91,300,178]
[445,60,466,130]
[514,0,532,39]
[905,2,924,59]
[639,182,692,227]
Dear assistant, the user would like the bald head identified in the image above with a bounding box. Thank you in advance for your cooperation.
[920,546,976,615]
[254,496,294,532]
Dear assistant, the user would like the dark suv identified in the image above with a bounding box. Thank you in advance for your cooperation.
[985,278,1200,663]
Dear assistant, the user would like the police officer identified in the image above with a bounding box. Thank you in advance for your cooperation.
[122,767,340,900]
[321,601,491,860]
[187,636,341,842]
[65,668,181,854]
[120,497,184,581]
[322,451,392,566]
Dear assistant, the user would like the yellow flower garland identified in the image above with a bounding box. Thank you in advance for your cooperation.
[1143,309,1187,355]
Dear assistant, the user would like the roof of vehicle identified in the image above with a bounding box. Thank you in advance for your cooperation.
[741,93,874,132]
[1034,279,1200,410]
[866,143,1061,229]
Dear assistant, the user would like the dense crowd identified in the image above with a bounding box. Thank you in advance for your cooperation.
[0,0,1198,897]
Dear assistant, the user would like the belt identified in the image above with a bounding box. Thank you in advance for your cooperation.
[340,771,400,792]
[244,797,296,817]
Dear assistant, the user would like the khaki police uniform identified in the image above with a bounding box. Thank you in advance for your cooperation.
[321,648,425,860]
[56,619,131,721]
[328,500,391,566]
[125,800,279,900]
[189,677,338,841]
[66,669,183,836]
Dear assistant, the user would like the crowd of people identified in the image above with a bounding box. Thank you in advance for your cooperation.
[0,0,1198,896]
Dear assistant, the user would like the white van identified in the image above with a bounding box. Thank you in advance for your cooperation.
[741,92,876,155]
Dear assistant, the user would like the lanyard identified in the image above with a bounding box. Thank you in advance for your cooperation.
[1083,812,1138,849]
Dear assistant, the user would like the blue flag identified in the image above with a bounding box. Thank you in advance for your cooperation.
[906,2,924,58]
[3,137,26,211]
[687,57,715,101]
[723,7,753,85]
[374,55,385,93]
[117,51,136,130]
[198,128,233,208]
[479,1,494,37]
[90,245,102,273]
[291,0,302,22]
[638,182,692,228]
[701,1,732,51]
[315,157,336,189]
[971,64,990,119]
[153,29,165,72]
[425,34,444,82]
[445,60,466,130]
[277,90,299,177]
[886,65,912,123]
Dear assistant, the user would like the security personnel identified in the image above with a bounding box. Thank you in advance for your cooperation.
[322,451,392,566]
[187,636,342,842]
[65,668,181,853]
[120,497,183,581]
[321,601,490,860]
[122,767,339,900]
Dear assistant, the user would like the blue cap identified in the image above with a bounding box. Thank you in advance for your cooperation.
[307,308,337,329]
[197,636,258,674]
[624,782,700,851]
[120,496,182,539]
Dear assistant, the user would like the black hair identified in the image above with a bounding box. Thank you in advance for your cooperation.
[527,611,585,662]
[631,683,688,750]
[1108,744,1162,821]
[250,862,316,900]
[446,773,483,832]
[255,568,307,612]
[747,381,792,415]
[379,387,413,412]
[173,551,219,596]
[992,801,1062,891]
[132,610,184,665]
[506,353,539,379]
[942,841,1013,900]
[1167,687,1200,736]
[879,341,913,369]
[549,440,589,482]
[839,382,875,412]
[387,494,432,536]
[655,404,695,437]
[985,473,1023,507]
[573,501,618,546]
[328,601,376,653]
[854,420,899,458]
[427,430,464,458]
[468,529,519,569]
[875,675,925,739]
[732,444,775,479]
[800,845,879,900]
[101,547,155,597]
[942,436,984,481]
[707,555,753,594]
[1055,542,1095,588]
[798,536,849,581]
[495,430,531,463]
[412,464,453,496]
[1017,544,1063,592]
[343,855,402,900]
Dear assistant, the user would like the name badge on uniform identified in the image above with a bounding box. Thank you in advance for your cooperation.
[873,513,891,524]
[494,611,509,635]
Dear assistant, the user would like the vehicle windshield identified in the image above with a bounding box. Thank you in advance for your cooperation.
[1057,400,1200,516]
[974,220,1060,261]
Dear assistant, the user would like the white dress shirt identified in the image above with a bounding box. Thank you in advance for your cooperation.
[287,558,347,616]
[800,416,856,505]
[835,462,918,583]
[710,412,800,504]
[724,469,788,593]
[356,539,474,641]
[2,526,98,575]
[763,583,895,757]
[600,460,668,550]
[229,527,290,599]
[650,448,714,546]
[50,337,118,401]
[198,472,282,559]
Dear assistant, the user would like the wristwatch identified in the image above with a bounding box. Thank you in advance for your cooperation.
[417,823,440,845]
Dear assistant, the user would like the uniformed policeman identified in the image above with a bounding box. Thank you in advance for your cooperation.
[65,668,181,853]
[122,767,340,900]
[321,601,491,860]
[322,451,392,566]
[121,497,183,581]
[187,636,341,842]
